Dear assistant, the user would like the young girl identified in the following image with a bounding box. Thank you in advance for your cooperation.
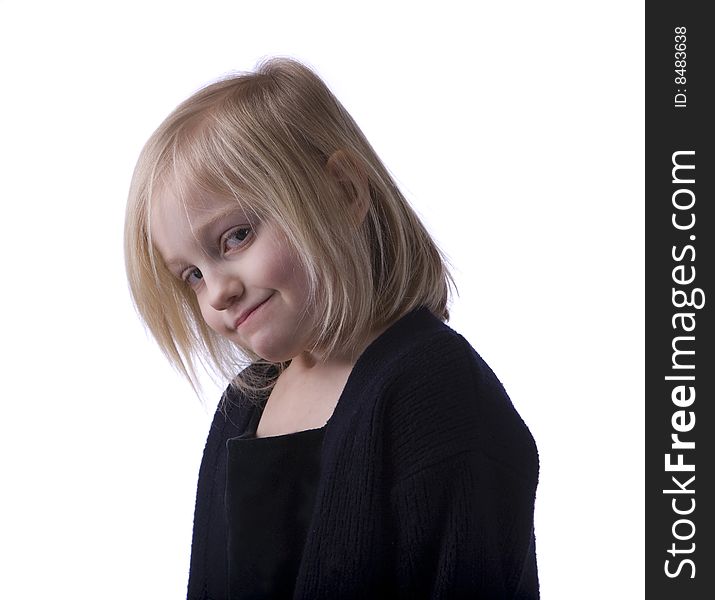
[125,57,539,599]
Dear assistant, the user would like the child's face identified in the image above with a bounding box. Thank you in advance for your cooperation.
[150,189,317,363]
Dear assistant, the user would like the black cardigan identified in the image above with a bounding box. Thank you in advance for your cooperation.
[187,306,540,599]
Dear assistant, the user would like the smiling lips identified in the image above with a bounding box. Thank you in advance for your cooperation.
[234,296,271,329]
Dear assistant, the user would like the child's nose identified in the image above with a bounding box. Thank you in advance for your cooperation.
[206,269,244,311]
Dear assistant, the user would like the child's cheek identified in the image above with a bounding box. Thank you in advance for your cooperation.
[257,229,310,301]
[199,304,226,336]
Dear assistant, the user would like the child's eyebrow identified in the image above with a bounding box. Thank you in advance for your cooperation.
[190,204,249,235]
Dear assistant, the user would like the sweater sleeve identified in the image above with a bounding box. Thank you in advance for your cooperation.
[385,332,539,599]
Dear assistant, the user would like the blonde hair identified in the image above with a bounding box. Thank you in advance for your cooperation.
[124,56,457,403]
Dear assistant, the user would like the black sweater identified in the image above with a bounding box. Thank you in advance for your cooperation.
[187,306,540,599]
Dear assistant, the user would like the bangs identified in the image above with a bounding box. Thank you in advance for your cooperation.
[154,114,268,225]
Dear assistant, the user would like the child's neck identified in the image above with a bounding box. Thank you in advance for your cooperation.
[288,321,393,377]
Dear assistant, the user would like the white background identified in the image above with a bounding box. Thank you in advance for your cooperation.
[1,1,644,597]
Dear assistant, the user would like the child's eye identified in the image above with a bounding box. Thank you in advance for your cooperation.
[222,226,253,253]
[181,267,203,288]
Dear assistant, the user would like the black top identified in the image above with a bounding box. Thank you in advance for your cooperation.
[187,306,540,599]
[225,424,325,599]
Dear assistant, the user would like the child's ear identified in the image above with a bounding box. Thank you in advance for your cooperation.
[325,149,370,226]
